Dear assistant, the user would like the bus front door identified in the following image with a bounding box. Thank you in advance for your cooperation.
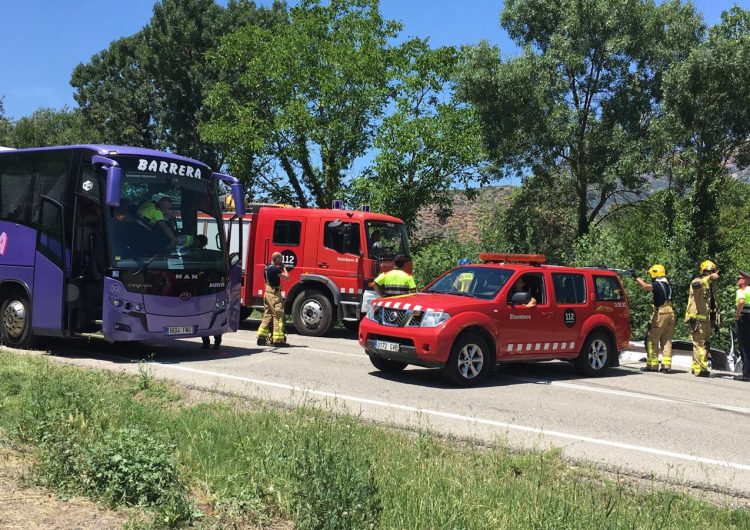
[32,197,65,335]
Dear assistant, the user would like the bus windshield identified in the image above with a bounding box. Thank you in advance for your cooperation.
[107,168,226,272]
[366,221,409,260]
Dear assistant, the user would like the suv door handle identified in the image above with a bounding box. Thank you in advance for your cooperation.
[318,262,329,268]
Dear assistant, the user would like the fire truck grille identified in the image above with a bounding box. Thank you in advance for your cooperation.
[374,307,423,327]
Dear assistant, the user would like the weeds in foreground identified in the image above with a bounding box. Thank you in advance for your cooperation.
[0,351,748,529]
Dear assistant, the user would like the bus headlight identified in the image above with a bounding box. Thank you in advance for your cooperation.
[112,299,122,307]
[420,310,450,328]
[215,299,227,309]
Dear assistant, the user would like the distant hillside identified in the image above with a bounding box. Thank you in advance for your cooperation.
[413,186,513,243]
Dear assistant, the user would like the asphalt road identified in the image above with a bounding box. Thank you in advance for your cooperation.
[31,322,750,498]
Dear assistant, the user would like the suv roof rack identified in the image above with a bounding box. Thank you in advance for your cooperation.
[480,253,546,265]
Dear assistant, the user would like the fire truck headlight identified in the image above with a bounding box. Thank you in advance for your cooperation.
[420,310,450,328]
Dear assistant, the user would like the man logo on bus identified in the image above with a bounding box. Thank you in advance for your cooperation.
[137,158,202,179]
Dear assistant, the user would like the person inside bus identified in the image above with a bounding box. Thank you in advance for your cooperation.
[508,276,537,308]
[192,234,208,249]
[137,195,178,249]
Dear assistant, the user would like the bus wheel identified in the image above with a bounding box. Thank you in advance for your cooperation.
[0,294,36,349]
[292,291,333,337]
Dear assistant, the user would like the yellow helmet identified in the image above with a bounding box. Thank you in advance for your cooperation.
[648,264,666,279]
[699,260,717,274]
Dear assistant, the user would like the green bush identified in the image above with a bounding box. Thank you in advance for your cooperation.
[412,237,480,288]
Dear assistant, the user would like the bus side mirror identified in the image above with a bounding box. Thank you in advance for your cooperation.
[105,166,122,206]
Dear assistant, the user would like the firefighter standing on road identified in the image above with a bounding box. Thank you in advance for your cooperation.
[636,264,675,373]
[257,252,290,346]
[734,272,750,382]
[685,260,720,377]
[373,255,416,297]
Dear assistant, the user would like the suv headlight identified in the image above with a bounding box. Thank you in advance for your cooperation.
[367,305,376,321]
[420,309,450,327]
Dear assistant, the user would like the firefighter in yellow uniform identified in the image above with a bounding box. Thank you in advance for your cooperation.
[636,264,675,373]
[373,255,416,297]
[685,260,720,377]
[257,252,290,346]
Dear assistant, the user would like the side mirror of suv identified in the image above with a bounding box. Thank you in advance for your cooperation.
[509,292,532,305]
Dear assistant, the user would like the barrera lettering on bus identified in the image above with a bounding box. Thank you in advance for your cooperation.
[137,158,203,179]
[0,144,245,348]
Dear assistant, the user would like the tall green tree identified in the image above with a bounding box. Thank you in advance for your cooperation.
[458,0,703,237]
[0,98,12,146]
[71,34,157,148]
[11,107,93,148]
[202,0,401,207]
[661,6,750,258]
[71,0,283,166]
[351,41,488,232]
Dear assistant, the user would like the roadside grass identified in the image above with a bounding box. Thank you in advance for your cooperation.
[0,350,748,529]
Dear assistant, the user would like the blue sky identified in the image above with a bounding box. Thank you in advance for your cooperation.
[0,0,748,120]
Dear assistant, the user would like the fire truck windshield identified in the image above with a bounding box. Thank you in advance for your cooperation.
[424,267,514,300]
[107,171,226,272]
[366,221,409,260]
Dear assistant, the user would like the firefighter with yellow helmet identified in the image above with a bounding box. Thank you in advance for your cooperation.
[685,260,720,377]
[636,264,675,373]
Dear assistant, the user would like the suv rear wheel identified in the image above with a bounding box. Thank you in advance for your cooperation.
[576,331,612,377]
[443,333,491,387]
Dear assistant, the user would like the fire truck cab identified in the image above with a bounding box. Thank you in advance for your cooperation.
[209,204,411,336]
[359,253,631,386]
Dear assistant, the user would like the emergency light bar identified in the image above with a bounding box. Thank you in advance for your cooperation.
[480,253,546,265]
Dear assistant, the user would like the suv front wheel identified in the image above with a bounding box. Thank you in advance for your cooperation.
[443,333,492,387]
[576,331,612,377]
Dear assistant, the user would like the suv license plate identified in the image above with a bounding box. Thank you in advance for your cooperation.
[166,326,194,336]
[374,340,400,352]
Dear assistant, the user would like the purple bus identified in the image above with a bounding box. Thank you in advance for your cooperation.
[0,145,245,348]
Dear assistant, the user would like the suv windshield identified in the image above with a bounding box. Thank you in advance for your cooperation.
[106,159,226,272]
[425,267,514,300]
[366,221,409,260]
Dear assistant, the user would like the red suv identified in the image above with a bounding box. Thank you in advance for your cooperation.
[358,254,631,386]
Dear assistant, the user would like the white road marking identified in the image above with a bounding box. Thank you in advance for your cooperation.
[141,361,750,473]
[511,376,750,415]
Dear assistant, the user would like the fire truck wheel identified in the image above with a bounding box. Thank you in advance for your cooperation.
[0,292,36,349]
[576,331,612,377]
[369,354,407,373]
[292,291,333,336]
[443,333,491,387]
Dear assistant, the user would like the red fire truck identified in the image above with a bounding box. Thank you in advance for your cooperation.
[201,204,411,336]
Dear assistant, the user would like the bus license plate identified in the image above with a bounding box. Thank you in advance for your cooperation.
[166,326,194,336]
[374,340,400,352]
